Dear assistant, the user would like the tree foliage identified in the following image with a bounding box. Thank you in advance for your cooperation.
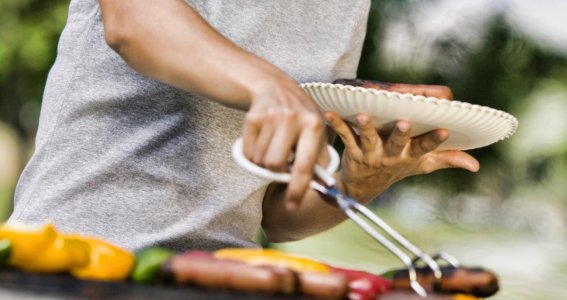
[0,0,69,138]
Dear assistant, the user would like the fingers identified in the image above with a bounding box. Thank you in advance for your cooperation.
[262,109,299,172]
[404,128,480,173]
[286,117,325,211]
[324,111,361,158]
[409,129,448,157]
[325,112,382,156]
[246,107,294,170]
[253,117,276,163]
[384,120,411,156]
[420,150,480,173]
[356,114,381,153]
[242,111,261,160]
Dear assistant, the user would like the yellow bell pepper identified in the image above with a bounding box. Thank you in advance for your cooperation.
[213,248,330,273]
[0,223,134,281]
[0,224,89,273]
[68,235,135,281]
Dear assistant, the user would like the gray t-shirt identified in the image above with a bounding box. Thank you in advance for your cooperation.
[9,0,370,251]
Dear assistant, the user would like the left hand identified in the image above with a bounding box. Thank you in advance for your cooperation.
[324,111,480,202]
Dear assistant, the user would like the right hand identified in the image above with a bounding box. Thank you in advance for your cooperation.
[242,75,327,212]
[98,0,327,212]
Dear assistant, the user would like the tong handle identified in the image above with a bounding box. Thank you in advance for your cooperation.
[232,138,341,184]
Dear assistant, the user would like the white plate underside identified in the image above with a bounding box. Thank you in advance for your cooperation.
[301,83,518,151]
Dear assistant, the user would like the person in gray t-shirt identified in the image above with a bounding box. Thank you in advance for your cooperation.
[9,0,479,251]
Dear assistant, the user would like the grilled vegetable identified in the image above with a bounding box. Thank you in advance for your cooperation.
[213,248,330,273]
[332,267,391,300]
[0,224,89,273]
[0,239,11,266]
[68,235,135,281]
[131,247,173,284]
[0,224,135,281]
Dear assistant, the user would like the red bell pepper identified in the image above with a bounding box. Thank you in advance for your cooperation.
[332,267,391,300]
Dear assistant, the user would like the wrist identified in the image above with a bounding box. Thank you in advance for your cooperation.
[240,61,297,102]
[335,171,391,204]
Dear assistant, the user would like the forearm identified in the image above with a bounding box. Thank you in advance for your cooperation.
[99,0,285,109]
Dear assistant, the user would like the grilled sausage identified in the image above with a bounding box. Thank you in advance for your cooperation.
[389,266,499,298]
[263,265,296,295]
[163,254,285,295]
[333,78,454,100]
[297,271,349,299]
[163,251,352,299]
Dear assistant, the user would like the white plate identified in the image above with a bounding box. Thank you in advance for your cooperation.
[301,82,518,150]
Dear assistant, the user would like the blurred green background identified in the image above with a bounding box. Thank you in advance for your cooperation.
[0,0,566,299]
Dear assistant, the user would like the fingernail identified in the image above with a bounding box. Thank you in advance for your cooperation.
[397,121,410,133]
[470,161,480,173]
[357,116,368,126]
[436,130,449,141]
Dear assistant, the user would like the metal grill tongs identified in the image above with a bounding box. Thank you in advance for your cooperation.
[232,138,461,298]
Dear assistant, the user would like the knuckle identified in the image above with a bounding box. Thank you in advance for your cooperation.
[380,158,395,168]
[423,155,436,166]
[266,108,279,119]
[245,112,263,125]
[421,157,438,173]
[264,157,286,170]
[350,148,364,160]
[365,156,380,167]
[350,152,364,163]
[363,134,376,144]
[392,140,406,150]
[282,108,298,121]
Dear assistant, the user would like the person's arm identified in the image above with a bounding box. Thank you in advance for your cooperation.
[98,0,327,207]
[262,88,480,242]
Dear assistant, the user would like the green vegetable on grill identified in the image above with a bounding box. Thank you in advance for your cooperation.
[131,247,173,284]
[0,239,11,266]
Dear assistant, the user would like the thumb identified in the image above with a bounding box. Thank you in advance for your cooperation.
[421,150,480,173]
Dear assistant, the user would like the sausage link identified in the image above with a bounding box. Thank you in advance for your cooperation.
[333,78,453,99]
[264,265,297,295]
[297,271,349,299]
[389,266,499,298]
[163,255,283,295]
